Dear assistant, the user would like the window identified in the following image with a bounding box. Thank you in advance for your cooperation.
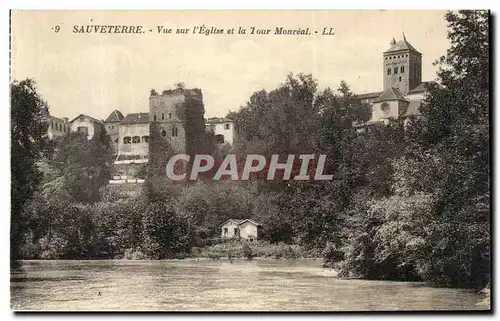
[224,228,228,236]
[400,66,404,73]
[215,134,224,144]
[394,67,398,74]
[123,137,131,144]
[162,113,165,120]
[224,123,230,130]
[387,69,391,75]
[77,126,88,134]
[142,136,149,143]
[169,113,172,119]
[381,102,390,114]
[172,127,178,137]
[399,76,402,82]
[161,130,167,137]
[80,116,85,122]
[132,136,141,143]
[153,114,157,122]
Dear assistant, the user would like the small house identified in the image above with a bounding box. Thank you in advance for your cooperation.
[220,219,262,241]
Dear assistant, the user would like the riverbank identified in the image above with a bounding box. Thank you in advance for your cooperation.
[119,240,315,261]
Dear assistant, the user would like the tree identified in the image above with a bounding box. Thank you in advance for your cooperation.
[11,79,49,265]
[144,122,178,201]
[49,129,112,204]
[415,10,490,288]
[142,202,193,259]
[338,10,490,288]
[175,82,186,90]
[229,73,320,155]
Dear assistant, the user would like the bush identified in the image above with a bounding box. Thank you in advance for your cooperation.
[242,243,253,260]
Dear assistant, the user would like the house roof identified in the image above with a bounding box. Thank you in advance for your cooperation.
[120,112,150,125]
[69,113,103,124]
[206,117,234,124]
[105,110,124,123]
[384,36,420,54]
[373,87,408,103]
[220,218,262,227]
[408,81,439,94]
[356,91,383,100]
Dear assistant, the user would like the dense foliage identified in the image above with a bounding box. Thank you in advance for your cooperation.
[11,79,49,266]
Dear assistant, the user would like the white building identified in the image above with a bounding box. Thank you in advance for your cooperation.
[205,117,237,145]
[69,114,104,140]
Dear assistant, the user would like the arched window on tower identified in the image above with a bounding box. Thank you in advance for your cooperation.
[400,66,404,73]
[162,113,165,120]
[172,126,178,137]
[387,69,391,75]
[161,130,167,137]
[153,114,157,122]
[394,67,398,74]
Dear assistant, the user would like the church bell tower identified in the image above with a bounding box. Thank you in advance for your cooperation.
[383,34,422,94]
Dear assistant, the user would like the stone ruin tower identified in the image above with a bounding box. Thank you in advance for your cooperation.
[149,87,206,155]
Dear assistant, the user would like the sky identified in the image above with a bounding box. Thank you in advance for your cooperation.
[11,10,451,120]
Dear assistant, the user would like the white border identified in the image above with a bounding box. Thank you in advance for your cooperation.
[1,1,497,320]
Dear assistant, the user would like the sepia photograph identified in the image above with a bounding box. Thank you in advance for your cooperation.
[9,10,490,312]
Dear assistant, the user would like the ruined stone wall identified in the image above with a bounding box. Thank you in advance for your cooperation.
[148,88,205,155]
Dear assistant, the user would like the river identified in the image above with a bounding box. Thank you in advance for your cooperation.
[10,259,486,311]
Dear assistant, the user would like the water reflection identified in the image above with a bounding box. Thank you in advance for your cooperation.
[11,260,484,311]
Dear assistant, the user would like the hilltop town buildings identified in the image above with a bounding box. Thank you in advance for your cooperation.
[45,35,431,182]
[356,35,434,129]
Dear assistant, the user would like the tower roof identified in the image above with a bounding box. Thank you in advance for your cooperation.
[104,110,124,123]
[384,35,420,54]
[373,87,408,103]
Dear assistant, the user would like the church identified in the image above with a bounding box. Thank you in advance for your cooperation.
[355,35,436,130]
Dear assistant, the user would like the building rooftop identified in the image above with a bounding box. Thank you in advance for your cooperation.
[373,87,408,103]
[220,218,262,227]
[206,117,234,124]
[105,110,125,123]
[69,113,103,124]
[121,112,150,125]
[357,91,383,100]
[408,81,439,94]
[384,35,420,54]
